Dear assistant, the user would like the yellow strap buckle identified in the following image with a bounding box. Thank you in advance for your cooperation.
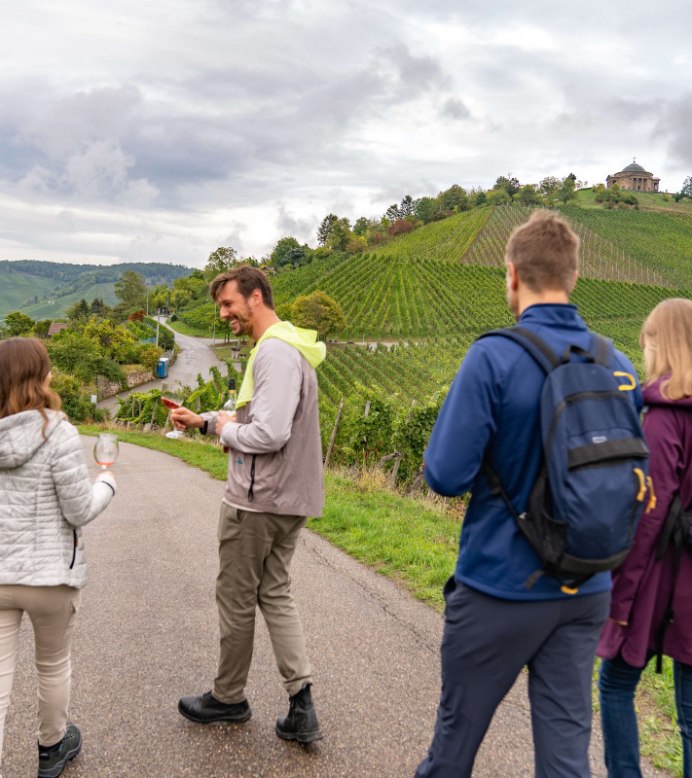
[646,476,657,513]
[561,585,579,595]
[613,371,636,391]
[633,468,647,502]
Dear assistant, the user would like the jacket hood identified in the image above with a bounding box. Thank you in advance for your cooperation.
[0,409,63,469]
[236,321,326,408]
[643,378,692,410]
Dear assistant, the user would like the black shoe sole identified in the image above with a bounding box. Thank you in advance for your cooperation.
[275,725,324,744]
[37,742,82,778]
[177,700,251,724]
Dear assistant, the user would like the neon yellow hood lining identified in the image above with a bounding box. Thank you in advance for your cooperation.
[236,321,326,408]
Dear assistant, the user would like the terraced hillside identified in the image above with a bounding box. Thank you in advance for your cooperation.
[315,276,678,414]
[463,206,667,285]
[561,206,692,287]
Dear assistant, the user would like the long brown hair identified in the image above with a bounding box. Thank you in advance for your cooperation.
[640,298,692,400]
[0,338,62,430]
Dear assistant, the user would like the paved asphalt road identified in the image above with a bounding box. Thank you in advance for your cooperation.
[98,328,230,412]
[2,441,671,778]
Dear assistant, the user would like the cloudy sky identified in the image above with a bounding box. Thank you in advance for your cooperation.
[1,0,690,267]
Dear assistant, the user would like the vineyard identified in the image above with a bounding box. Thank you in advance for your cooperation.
[561,206,692,288]
[149,199,692,483]
[369,207,492,263]
[463,205,667,286]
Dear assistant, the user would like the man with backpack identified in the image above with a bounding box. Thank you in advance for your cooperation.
[415,210,649,778]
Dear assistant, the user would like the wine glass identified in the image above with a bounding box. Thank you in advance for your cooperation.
[94,433,119,470]
[161,389,185,439]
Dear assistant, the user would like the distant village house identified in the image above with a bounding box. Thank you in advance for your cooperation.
[606,159,660,192]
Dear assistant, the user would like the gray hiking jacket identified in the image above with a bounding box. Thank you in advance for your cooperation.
[205,339,324,518]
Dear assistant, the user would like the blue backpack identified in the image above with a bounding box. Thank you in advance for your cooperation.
[480,326,651,593]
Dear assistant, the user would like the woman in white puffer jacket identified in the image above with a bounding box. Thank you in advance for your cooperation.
[0,337,116,778]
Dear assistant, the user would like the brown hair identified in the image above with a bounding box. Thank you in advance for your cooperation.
[0,338,62,433]
[640,298,692,400]
[505,210,579,294]
[209,265,274,309]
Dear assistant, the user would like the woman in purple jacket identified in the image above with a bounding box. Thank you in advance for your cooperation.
[597,297,692,778]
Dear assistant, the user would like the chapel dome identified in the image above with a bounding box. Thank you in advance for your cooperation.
[622,161,647,173]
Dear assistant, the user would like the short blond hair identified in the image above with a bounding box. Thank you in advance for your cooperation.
[640,298,692,400]
[505,210,579,294]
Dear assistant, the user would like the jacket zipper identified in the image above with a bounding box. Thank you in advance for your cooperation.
[69,529,77,569]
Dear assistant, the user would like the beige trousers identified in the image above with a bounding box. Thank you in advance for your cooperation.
[213,503,312,703]
[0,584,81,767]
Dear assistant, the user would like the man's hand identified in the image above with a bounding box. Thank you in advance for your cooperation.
[170,407,204,431]
[216,410,237,437]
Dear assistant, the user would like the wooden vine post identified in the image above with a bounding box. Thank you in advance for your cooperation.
[324,396,345,469]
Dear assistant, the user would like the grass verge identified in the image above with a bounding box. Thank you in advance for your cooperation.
[79,425,681,775]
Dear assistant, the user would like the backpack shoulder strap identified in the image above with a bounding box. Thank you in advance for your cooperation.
[476,326,559,375]
[590,333,614,367]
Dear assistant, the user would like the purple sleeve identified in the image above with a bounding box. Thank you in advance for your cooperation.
[608,407,683,624]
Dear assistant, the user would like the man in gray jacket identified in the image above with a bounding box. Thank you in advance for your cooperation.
[171,266,326,744]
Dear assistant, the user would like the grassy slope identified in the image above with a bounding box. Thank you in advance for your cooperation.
[0,270,54,317]
[19,281,118,319]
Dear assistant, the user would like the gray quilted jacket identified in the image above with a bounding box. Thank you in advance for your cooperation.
[0,409,115,588]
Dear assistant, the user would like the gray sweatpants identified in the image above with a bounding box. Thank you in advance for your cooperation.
[415,578,610,778]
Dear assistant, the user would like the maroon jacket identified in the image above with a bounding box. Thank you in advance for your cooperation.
[597,379,692,667]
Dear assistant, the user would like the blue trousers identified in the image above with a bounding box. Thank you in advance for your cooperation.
[598,654,692,778]
[415,578,610,778]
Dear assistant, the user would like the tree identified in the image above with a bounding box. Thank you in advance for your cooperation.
[385,203,402,221]
[89,298,111,317]
[46,330,102,382]
[538,176,562,205]
[353,217,370,236]
[270,237,307,268]
[114,271,147,310]
[205,246,238,278]
[66,299,91,323]
[325,217,352,252]
[439,184,469,212]
[494,175,520,198]
[399,195,415,217]
[486,188,511,205]
[291,291,345,339]
[675,176,692,201]
[558,175,578,204]
[33,319,52,339]
[517,184,543,206]
[317,214,339,246]
[5,311,35,336]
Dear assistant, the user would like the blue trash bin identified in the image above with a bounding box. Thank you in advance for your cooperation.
[156,357,169,378]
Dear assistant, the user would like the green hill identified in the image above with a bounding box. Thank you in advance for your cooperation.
[0,260,194,320]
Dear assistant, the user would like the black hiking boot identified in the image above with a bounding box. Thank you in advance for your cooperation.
[37,723,82,778]
[276,683,323,744]
[178,691,251,724]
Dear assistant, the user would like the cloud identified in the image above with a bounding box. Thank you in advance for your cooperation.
[0,0,691,261]
[441,98,472,120]
[657,92,692,169]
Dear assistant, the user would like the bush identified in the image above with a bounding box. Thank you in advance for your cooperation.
[50,370,105,423]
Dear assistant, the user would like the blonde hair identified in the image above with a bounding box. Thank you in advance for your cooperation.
[640,298,692,400]
[505,210,579,294]
[0,338,62,434]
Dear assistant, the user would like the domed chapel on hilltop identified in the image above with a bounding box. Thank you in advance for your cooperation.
[606,159,660,192]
